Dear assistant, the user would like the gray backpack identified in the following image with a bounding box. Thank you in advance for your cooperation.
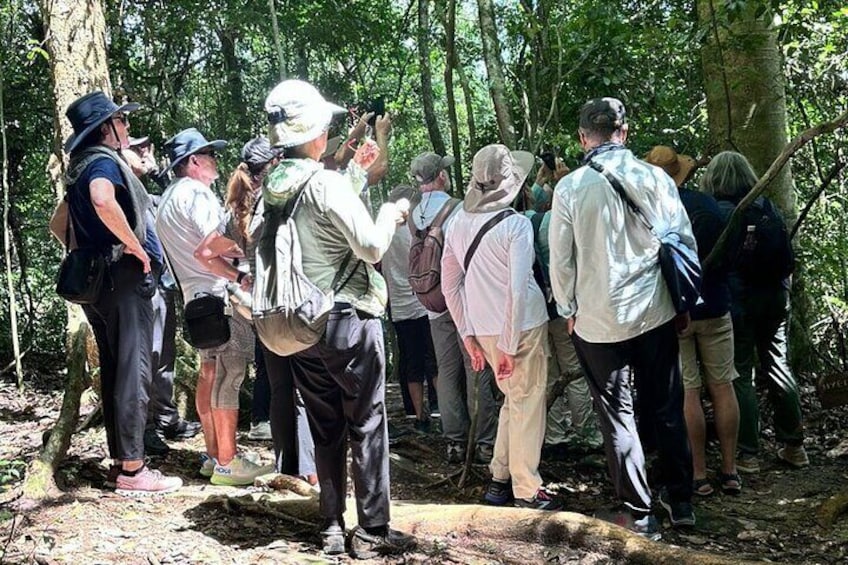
[252,177,355,356]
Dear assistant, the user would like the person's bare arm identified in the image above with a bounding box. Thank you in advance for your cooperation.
[193,231,251,289]
[335,112,373,169]
[90,178,150,272]
[367,112,392,186]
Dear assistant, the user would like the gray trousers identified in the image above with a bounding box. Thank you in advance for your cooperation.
[429,313,498,448]
[147,287,180,431]
[289,305,390,529]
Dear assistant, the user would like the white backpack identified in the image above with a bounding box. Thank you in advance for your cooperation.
[251,179,354,356]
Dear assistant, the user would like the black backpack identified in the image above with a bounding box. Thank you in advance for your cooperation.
[727,197,795,285]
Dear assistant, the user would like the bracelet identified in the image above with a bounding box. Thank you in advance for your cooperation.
[236,272,246,284]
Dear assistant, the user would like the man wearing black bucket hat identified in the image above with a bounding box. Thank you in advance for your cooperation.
[156,128,272,487]
[62,90,182,496]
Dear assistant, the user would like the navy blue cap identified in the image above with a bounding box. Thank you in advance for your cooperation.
[163,128,227,172]
[64,91,139,153]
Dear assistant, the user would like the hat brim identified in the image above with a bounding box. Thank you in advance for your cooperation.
[128,135,150,148]
[463,150,534,213]
[672,155,696,187]
[164,139,228,173]
[64,102,141,153]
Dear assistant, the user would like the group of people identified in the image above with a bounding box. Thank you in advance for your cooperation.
[54,79,806,557]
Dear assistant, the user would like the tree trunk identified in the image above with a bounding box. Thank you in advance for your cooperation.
[698,0,795,213]
[268,0,285,80]
[217,28,250,135]
[455,60,477,156]
[25,0,112,501]
[417,0,446,155]
[441,0,463,188]
[0,24,24,391]
[477,0,515,147]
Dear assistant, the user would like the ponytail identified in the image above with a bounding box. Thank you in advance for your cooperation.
[226,162,257,244]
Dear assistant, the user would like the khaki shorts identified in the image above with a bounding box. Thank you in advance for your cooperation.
[678,313,738,390]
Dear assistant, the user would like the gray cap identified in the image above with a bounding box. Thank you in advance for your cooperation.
[578,97,627,134]
[410,152,454,185]
[128,136,150,148]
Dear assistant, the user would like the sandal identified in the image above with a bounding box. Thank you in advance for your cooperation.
[693,477,714,497]
[719,472,742,495]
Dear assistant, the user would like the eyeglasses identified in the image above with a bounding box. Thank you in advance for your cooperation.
[197,150,218,160]
[112,114,129,126]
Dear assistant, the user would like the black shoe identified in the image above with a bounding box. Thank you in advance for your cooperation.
[514,488,562,511]
[658,488,696,527]
[162,419,202,440]
[474,444,493,465]
[413,418,431,434]
[348,526,416,560]
[144,429,170,457]
[483,478,513,506]
[320,520,346,555]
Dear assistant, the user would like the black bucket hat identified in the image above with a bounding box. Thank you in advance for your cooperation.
[163,128,227,172]
[64,91,140,153]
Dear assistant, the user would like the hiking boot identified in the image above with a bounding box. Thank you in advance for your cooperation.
[483,478,513,506]
[413,418,431,434]
[144,429,170,457]
[320,520,346,555]
[514,488,562,511]
[115,467,182,496]
[348,525,416,560]
[162,419,202,441]
[658,488,696,527]
[595,508,661,541]
[199,453,216,478]
[777,445,809,468]
[736,453,760,473]
[247,420,272,441]
[474,444,494,465]
[446,442,465,464]
[210,454,274,486]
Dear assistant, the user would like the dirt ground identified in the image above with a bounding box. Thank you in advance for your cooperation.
[1,375,848,564]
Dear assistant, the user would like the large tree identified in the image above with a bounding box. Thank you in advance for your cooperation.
[698,0,796,214]
[23,0,112,500]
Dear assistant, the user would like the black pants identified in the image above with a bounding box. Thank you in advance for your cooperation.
[252,339,272,424]
[147,287,180,431]
[572,319,692,512]
[83,257,155,461]
[288,304,390,529]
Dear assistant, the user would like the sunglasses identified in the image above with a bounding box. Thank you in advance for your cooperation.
[195,150,218,162]
[112,114,129,126]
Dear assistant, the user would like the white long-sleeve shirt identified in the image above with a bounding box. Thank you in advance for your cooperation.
[549,148,696,343]
[441,208,548,355]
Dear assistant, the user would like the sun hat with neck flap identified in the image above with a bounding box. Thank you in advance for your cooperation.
[64,90,140,153]
[463,144,534,213]
[264,80,346,149]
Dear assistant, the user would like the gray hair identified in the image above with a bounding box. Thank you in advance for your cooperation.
[700,151,758,199]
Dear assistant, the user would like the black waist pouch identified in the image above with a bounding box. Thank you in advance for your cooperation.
[55,248,108,305]
[184,293,230,349]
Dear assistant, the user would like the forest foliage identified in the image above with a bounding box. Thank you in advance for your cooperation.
[0,0,846,380]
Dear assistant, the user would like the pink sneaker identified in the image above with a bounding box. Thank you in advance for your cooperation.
[115,467,182,496]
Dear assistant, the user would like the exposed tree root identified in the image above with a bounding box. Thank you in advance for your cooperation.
[817,490,848,528]
[201,494,756,564]
[254,473,317,498]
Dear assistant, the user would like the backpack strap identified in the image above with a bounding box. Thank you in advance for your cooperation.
[463,209,516,272]
[588,160,655,233]
[409,197,460,238]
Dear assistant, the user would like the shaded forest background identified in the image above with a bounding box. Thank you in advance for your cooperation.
[0,0,846,385]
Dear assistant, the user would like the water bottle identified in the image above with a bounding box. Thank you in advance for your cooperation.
[742,225,757,252]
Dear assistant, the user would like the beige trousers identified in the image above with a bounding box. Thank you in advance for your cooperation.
[477,324,548,499]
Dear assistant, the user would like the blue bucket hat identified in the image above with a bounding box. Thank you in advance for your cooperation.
[64,91,140,153]
[163,128,227,172]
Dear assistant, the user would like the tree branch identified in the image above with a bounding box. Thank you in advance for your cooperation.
[790,159,845,241]
[704,108,848,271]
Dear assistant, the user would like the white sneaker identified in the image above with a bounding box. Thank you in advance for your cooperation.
[115,467,182,496]
[210,454,274,486]
[248,421,272,440]
[199,454,216,478]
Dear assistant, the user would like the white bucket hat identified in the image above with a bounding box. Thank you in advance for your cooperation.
[264,80,346,148]
[463,145,534,213]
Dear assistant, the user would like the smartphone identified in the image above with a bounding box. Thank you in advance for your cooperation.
[367,97,385,127]
[539,151,556,171]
